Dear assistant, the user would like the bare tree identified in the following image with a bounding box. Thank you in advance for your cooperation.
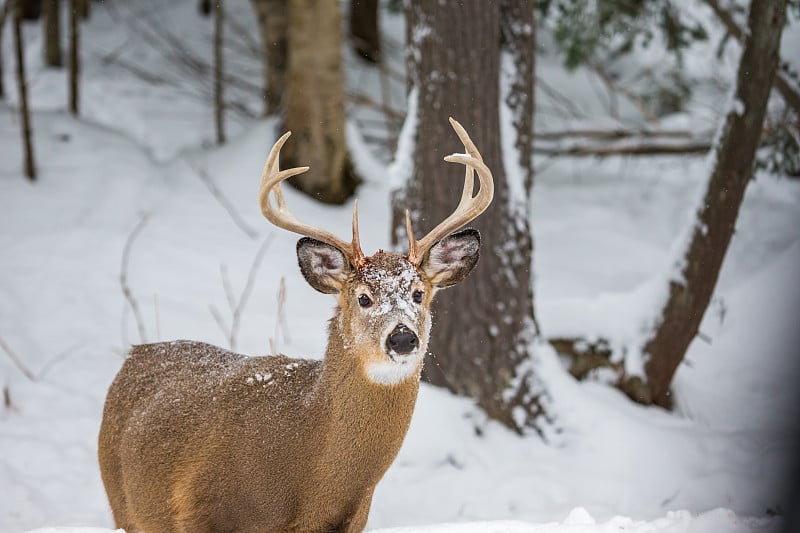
[393,0,542,431]
[282,0,355,204]
[13,0,36,180]
[42,0,62,67]
[349,0,380,63]
[214,0,225,144]
[642,0,788,408]
[249,0,287,116]
[0,2,9,99]
[68,0,78,114]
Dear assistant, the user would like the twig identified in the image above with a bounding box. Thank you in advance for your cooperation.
[589,62,658,123]
[347,92,405,121]
[536,75,585,119]
[270,276,289,355]
[212,236,274,351]
[121,214,150,344]
[0,334,35,381]
[185,161,259,239]
[0,335,86,382]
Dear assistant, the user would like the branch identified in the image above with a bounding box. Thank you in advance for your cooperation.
[535,128,696,141]
[186,161,259,239]
[120,214,150,344]
[534,141,711,157]
[211,235,274,351]
[703,0,800,115]
[588,62,658,123]
[0,334,86,382]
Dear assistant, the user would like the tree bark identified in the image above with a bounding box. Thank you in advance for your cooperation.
[68,0,78,114]
[282,0,355,204]
[393,0,541,431]
[214,0,225,144]
[13,0,36,180]
[42,0,62,67]
[0,2,9,99]
[21,0,41,20]
[250,0,287,116]
[349,0,380,63]
[76,0,87,19]
[643,0,788,408]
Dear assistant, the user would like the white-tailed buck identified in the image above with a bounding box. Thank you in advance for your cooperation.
[98,118,494,533]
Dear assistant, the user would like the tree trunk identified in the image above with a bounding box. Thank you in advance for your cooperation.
[393,0,542,432]
[643,0,788,408]
[42,0,61,67]
[68,0,78,114]
[21,0,42,20]
[13,0,36,180]
[282,0,355,204]
[214,0,225,144]
[75,0,87,19]
[0,2,9,99]
[349,0,380,63]
[250,0,287,116]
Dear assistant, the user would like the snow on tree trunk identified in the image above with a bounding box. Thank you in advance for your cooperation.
[642,0,788,408]
[393,0,544,432]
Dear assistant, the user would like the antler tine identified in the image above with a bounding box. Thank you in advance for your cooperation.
[259,132,366,266]
[406,118,495,265]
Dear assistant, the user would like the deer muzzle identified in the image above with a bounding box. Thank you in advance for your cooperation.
[386,324,418,356]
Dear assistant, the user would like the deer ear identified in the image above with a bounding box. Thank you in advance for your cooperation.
[297,238,351,294]
[421,228,481,289]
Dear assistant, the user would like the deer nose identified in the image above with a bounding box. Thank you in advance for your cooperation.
[387,325,418,355]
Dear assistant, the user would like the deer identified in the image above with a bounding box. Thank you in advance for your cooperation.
[97,118,494,533]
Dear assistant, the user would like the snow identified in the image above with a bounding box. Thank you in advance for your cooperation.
[2,1,799,533]
[14,508,781,533]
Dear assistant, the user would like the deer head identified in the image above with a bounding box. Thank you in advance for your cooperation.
[259,118,494,385]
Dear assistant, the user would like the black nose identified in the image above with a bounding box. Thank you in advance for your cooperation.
[387,325,418,355]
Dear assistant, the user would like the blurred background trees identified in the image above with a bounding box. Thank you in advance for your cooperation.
[2,0,797,433]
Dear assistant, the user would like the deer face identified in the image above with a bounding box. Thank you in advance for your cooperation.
[297,229,481,385]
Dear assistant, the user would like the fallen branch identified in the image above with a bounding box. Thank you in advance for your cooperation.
[534,141,711,157]
[534,128,696,141]
[121,214,151,344]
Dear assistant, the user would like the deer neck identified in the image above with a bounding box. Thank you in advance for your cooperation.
[310,318,420,488]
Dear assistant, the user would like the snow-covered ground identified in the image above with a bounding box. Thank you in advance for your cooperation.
[1,1,799,533]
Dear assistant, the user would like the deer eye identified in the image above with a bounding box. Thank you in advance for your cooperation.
[357,294,373,308]
[412,290,423,304]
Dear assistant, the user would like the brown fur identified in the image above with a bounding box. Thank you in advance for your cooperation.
[98,248,477,533]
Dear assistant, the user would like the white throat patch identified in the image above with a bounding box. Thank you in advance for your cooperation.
[366,356,421,385]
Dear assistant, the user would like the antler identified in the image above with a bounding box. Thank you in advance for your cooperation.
[405,117,495,266]
[259,132,367,268]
